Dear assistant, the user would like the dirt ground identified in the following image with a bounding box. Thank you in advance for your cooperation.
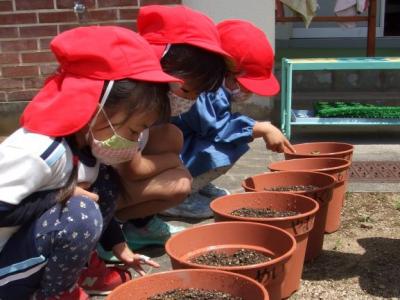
[291,192,400,300]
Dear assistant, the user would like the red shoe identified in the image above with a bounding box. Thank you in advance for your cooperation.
[32,285,89,300]
[78,251,132,295]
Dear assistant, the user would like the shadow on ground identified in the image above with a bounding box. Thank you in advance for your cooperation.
[302,237,400,298]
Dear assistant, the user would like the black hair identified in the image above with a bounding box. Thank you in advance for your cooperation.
[102,79,170,123]
[57,79,170,204]
[161,44,227,93]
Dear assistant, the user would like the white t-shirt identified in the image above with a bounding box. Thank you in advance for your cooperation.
[0,128,99,251]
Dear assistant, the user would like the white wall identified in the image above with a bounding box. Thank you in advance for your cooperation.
[182,0,275,48]
[182,0,277,119]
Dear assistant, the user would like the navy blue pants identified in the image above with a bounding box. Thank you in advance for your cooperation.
[0,165,119,299]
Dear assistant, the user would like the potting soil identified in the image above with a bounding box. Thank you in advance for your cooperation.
[231,207,299,218]
[148,288,243,300]
[190,249,271,267]
[264,184,318,192]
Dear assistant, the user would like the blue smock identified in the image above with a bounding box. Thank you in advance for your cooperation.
[172,87,256,177]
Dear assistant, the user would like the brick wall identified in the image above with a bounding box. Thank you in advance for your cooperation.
[0,0,181,103]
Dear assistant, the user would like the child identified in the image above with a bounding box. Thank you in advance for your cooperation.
[0,26,179,299]
[165,19,296,218]
[112,5,231,250]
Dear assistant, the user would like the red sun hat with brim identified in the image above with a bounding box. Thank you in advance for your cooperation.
[217,19,280,96]
[21,26,181,137]
[137,5,232,60]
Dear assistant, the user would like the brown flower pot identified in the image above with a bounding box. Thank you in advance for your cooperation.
[241,171,336,261]
[165,221,296,300]
[268,158,351,234]
[284,142,354,161]
[106,269,269,300]
[210,191,319,299]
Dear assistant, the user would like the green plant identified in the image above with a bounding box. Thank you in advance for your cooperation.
[332,238,342,251]
[394,198,400,211]
[314,101,400,118]
[357,214,374,223]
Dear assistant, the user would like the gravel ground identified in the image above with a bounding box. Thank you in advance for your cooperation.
[94,192,400,300]
[290,192,400,300]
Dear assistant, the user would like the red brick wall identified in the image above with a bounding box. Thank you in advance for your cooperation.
[0,0,181,102]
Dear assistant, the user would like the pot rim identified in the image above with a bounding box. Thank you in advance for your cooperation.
[241,171,337,193]
[210,191,320,222]
[268,157,351,173]
[165,221,297,271]
[107,268,269,300]
[284,142,354,157]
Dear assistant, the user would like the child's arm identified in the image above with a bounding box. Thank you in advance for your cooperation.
[0,196,56,227]
[112,242,160,276]
[98,218,160,276]
[0,144,56,227]
[252,121,296,153]
[118,152,184,181]
[173,89,256,145]
[0,186,98,227]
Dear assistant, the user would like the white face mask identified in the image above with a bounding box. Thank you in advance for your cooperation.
[168,91,196,116]
[223,79,252,103]
[87,81,140,165]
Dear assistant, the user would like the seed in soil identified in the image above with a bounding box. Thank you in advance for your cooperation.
[148,288,243,300]
[231,207,298,218]
[190,248,272,266]
[264,184,318,192]
[310,150,321,154]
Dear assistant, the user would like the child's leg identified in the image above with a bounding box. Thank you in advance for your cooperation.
[191,165,232,193]
[0,196,103,299]
[34,197,103,297]
[143,123,183,155]
[116,122,191,220]
[116,166,191,221]
[160,166,232,219]
[107,124,190,252]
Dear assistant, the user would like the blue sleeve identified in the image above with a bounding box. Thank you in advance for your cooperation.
[173,87,256,145]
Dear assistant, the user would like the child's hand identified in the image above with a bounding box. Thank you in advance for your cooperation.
[253,122,296,153]
[264,124,295,153]
[73,186,99,202]
[112,242,160,276]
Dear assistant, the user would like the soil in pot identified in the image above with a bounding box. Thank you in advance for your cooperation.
[210,191,322,298]
[148,288,243,300]
[231,207,298,218]
[190,249,272,267]
[268,158,351,234]
[264,185,318,192]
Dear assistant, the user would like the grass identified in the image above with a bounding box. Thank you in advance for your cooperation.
[357,214,374,223]
[332,238,343,251]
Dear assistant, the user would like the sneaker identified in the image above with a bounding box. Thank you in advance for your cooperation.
[161,192,214,219]
[78,252,131,295]
[199,183,230,199]
[123,216,185,251]
[32,285,89,300]
[96,243,120,264]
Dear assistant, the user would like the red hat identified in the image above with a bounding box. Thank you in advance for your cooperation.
[21,26,180,137]
[137,5,231,60]
[217,20,280,96]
